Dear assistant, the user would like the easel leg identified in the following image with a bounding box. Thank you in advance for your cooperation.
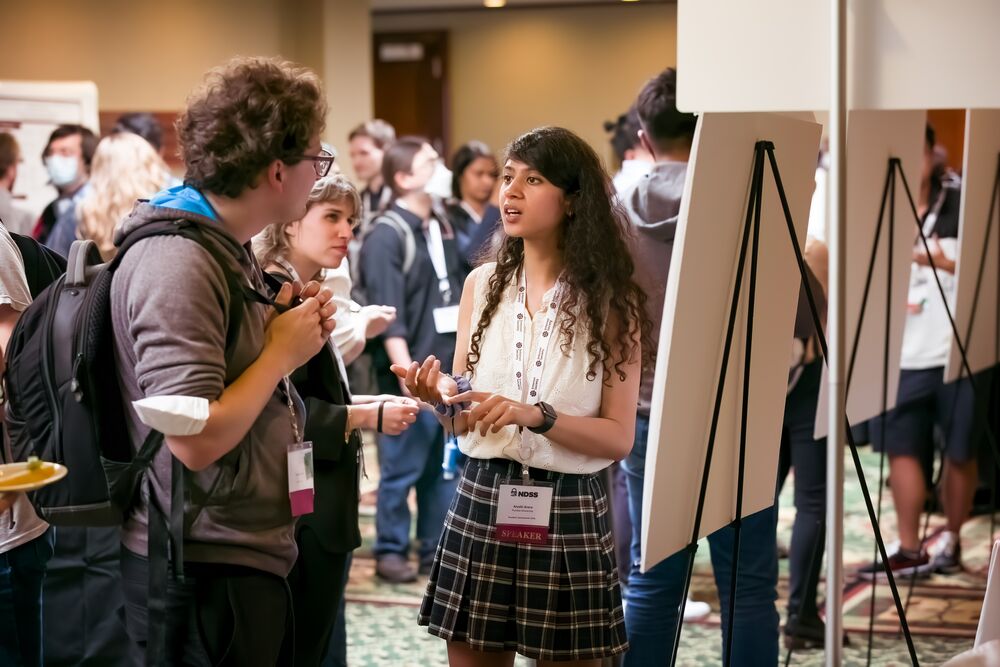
[766,146,922,666]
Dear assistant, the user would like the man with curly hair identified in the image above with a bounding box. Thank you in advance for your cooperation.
[110,56,336,664]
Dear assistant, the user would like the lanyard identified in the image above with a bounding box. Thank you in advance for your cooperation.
[424,218,453,304]
[512,267,565,466]
[282,377,301,444]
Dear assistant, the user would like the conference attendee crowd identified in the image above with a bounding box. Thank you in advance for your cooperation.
[0,56,990,666]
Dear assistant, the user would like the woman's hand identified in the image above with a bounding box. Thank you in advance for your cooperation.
[362,305,397,339]
[390,355,458,405]
[376,399,420,436]
[450,391,544,437]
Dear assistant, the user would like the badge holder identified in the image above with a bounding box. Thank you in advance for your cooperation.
[494,444,553,545]
[283,378,314,517]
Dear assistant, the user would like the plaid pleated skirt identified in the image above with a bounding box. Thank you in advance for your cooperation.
[418,457,629,661]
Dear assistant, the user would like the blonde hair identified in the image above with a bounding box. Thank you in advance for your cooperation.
[77,132,171,259]
[254,174,361,272]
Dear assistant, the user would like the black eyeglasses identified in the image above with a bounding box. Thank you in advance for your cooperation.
[299,143,337,177]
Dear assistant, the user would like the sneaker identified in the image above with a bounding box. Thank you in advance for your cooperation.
[929,531,962,574]
[857,546,931,581]
[375,554,418,583]
[682,598,711,622]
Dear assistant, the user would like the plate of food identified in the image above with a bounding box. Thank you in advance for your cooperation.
[0,457,68,493]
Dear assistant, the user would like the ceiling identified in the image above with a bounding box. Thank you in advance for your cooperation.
[372,0,669,12]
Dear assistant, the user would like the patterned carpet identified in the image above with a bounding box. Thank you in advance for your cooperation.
[340,440,997,665]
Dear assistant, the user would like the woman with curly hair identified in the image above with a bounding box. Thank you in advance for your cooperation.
[394,126,650,666]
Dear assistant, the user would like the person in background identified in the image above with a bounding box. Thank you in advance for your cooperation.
[113,112,164,155]
[606,106,654,195]
[861,124,988,580]
[359,137,463,584]
[445,140,501,275]
[0,221,55,667]
[0,133,35,236]
[348,119,396,230]
[774,243,835,650]
[255,174,420,666]
[33,124,97,245]
[46,132,171,259]
[621,68,779,666]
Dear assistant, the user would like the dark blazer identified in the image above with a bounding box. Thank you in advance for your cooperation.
[267,270,362,554]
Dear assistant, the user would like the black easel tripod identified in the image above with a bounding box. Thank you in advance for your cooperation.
[669,140,920,666]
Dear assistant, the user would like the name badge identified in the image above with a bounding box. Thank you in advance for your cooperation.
[495,482,553,544]
[287,441,315,517]
[433,305,460,334]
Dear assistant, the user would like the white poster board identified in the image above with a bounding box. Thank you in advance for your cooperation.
[641,112,822,570]
[0,81,100,222]
[814,110,925,438]
[677,0,1000,113]
[977,540,1000,647]
[945,110,1000,383]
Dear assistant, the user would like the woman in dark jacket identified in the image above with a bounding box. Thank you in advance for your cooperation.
[444,141,501,276]
[255,174,420,666]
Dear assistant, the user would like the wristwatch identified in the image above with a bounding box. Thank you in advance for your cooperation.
[528,401,557,435]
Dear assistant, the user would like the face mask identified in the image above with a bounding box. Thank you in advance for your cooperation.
[45,154,79,188]
[423,161,453,199]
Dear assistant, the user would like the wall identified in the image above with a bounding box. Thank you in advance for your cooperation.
[373,4,677,168]
[0,1,674,172]
[0,0,292,110]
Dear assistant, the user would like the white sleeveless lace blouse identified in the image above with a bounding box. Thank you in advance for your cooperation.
[458,263,610,474]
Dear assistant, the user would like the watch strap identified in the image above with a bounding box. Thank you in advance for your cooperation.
[528,401,557,435]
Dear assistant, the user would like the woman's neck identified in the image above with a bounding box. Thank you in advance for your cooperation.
[285,248,321,284]
[522,236,563,290]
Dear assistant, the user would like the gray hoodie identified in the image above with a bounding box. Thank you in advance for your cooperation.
[621,161,688,418]
[110,199,303,577]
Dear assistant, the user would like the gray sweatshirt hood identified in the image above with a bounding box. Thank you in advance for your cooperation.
[114,196,246,263]
[620,161,688,244]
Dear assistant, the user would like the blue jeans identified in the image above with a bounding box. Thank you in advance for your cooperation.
[374,410,458,563]
[622,415,779,666]
[0,528,54,667]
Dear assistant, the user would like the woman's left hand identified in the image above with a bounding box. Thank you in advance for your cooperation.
[448,391,545,437]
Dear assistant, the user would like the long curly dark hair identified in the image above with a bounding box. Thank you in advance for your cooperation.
[466,126,652,384]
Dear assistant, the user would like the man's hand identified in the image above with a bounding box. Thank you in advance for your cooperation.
[263,281,337,374]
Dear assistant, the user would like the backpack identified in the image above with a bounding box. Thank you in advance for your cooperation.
[369,209,416,275]
[3,218,267,664]
[2,219,259,527]
[9,231,66,298]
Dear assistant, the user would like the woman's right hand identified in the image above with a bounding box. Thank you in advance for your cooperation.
[390,355,457,405]
[264,282,336,374]
[377,400,420,436]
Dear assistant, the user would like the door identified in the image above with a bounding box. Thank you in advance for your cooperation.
[373,31,450,157]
